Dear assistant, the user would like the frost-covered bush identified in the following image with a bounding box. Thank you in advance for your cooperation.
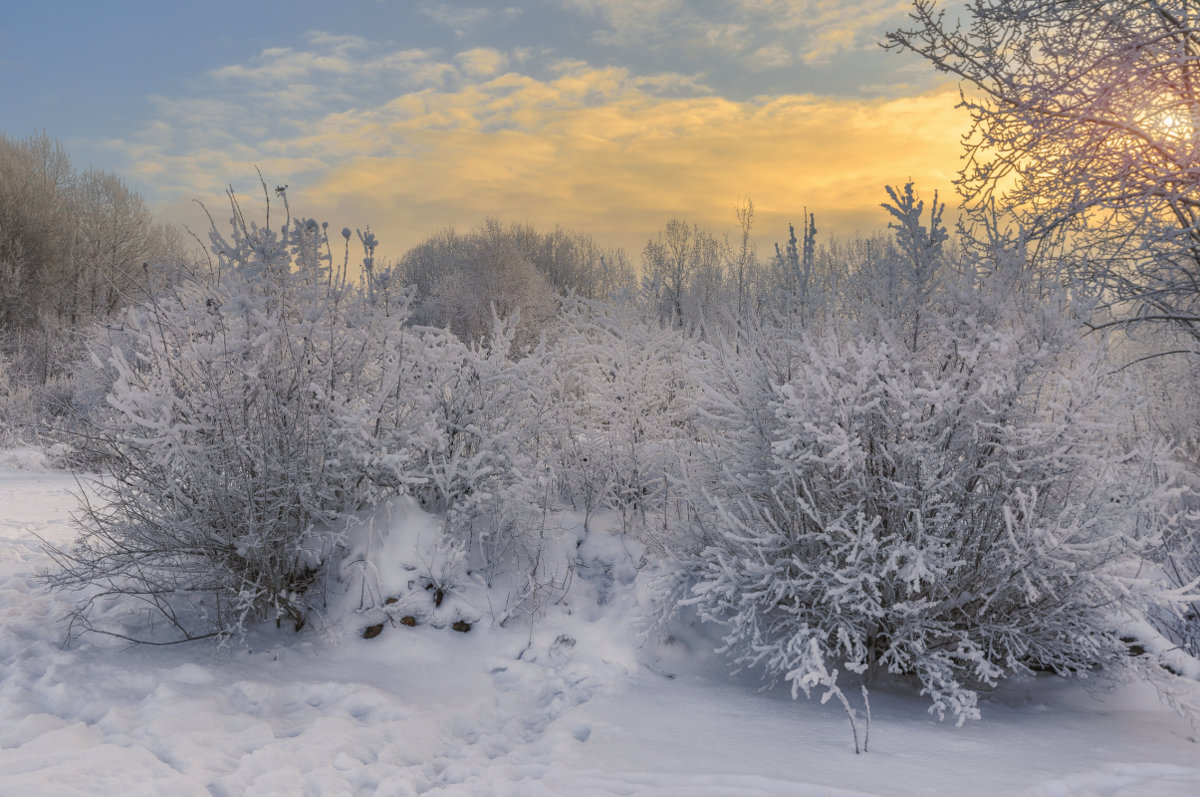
[686,190,1181,732]
[46,194,409,642]
[414,315,562,614]
[1153,457,1200,658]
[0,342,101,450]
[329,299,568,624]
[0,348,42,446]
[550,296,699,544]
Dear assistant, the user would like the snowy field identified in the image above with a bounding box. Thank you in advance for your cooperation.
[2,454,1199,796]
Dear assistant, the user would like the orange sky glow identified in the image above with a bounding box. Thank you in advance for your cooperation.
[6,2,969,263]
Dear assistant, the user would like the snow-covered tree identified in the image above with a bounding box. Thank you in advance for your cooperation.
[641,219,729,333]
[0,132,189,386]
[402,220,632,348]
[767,212,820,323]
[888,0,1200,345]
[531,225,636,301]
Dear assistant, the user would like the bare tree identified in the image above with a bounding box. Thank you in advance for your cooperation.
[641,219,729,331]
[0,132,191,384]
[416,220,557,348]
[887,0,1200,343]
[731,197,759,319]
[401,220,630,347]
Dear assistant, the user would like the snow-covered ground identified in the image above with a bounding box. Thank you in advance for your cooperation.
[2,458,1198,796]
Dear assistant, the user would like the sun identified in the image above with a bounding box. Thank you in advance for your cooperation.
[1157,110,1192,139]
[1137,105,1196,145]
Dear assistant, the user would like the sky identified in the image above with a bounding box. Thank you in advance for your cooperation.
[0,0,966,262]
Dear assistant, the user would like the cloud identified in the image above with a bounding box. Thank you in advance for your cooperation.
[115,31,963,262]
[557,0,910,66]
[418,4,523,36]
[557,0,682,46]
[209,34,366,87]
[455,47,508,77]
[210,32,451,98]
[746,44,792,70]
[308,79,964,256]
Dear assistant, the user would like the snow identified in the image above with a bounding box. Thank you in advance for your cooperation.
[2,463,1198,796]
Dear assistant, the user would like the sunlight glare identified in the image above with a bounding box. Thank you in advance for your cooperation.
[1138,105,1196,145]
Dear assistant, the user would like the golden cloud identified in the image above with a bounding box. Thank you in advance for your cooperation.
[305,74,965,258]
[142,59,965,261]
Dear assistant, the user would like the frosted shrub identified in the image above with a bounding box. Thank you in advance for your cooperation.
[689,264,1177,732]
[364,309,564,623]
[0,348,41,445]
[1155,456,1200,658]
[46,192,408,642]
[550,296,698,544]
[685,189,1186,742]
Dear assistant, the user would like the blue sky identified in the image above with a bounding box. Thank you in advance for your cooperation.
[1,0,965,258]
